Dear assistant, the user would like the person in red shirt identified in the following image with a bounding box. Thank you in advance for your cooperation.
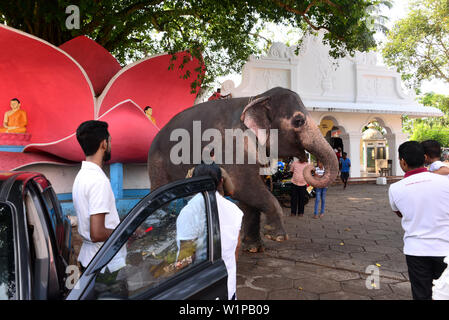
[289,155,308,216]
[208,88,222,101]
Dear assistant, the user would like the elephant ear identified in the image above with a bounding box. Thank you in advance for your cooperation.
[240,96,272,145]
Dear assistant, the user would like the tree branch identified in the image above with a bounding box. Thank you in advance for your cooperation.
[249,32,271,43]
[425,42,449,83]
[304,0,318,15]
[84,1,165,38]
[271,0,344,40]
[436,35,449,60]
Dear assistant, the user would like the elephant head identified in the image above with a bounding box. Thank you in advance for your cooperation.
[240,87,338,188]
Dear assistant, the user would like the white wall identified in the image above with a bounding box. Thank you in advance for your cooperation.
[123,163,150,189]
[16,164,81,194]
[16,162,150,195]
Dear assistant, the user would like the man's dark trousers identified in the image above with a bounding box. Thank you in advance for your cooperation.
[291,184,306,215]
[406,255,447,300]
[340,172,349,184]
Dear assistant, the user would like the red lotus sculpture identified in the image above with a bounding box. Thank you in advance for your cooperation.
[0,25,203,170]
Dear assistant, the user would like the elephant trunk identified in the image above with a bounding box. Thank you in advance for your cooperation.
[301,116,339,188]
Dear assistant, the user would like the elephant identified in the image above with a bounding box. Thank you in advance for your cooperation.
[148,87,339,252]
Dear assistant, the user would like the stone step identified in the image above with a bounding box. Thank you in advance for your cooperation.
[332,176,402,185]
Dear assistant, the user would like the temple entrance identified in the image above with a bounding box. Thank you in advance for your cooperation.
[319,118,345,154]
[366,147,376,172]
[330,135,343,152]
[361,121,390,176]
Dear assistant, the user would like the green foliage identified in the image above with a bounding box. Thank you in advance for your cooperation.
[410,123,449,147]
[382,0,449,88]
[362,121,386,134]
[403,92,449,147]
[0,0,388,91]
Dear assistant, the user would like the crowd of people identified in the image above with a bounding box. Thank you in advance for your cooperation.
[284,140,449,300]
[388,140,449,300]
[70,119,449,300]
[72,120,242,300]
[288,150,350,219]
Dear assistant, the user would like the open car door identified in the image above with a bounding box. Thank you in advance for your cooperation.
[66,177,228,300]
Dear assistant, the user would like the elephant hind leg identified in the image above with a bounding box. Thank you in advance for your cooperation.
[238,202,265,253]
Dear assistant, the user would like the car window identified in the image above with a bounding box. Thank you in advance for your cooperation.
[42,190,58,232]
[25,190,53,299]
[91,192,209,299]
[0,203,16,300]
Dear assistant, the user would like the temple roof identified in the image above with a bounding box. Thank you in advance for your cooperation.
[222,31,443,118]
[303,100,443,117]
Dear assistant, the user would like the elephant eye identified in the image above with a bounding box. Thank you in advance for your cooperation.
[292,116,305,128]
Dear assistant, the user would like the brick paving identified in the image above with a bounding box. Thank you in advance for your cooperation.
[236,183,413,300]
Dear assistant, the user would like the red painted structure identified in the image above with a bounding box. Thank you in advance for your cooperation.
[0,25,203,170]
[59,36,122,96]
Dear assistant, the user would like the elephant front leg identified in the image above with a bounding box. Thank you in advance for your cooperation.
[239,202,264,253]
[239,187,289,251]
[259,192,289,242]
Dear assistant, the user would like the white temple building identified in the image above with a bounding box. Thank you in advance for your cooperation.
[221,31,443,178]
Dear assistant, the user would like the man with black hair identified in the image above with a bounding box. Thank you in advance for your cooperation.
[421,139,449,175]
[388,141,449,300]
[339,152,350,189]
[178,163,243,300]
[72,120,126,273]
[185,148,235,197]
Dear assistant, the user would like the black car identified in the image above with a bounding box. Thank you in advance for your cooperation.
[0,171,73,300]
[1,171,228,300]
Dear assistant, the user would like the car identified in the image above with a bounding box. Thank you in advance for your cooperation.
[0,171,73,300]
[0,171,228,300]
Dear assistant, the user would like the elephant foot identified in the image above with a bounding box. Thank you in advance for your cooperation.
[263,224,289,242]
[242,238,265,253]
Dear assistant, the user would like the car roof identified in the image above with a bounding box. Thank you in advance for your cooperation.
[0,171,45,182]
[0,171,50,201]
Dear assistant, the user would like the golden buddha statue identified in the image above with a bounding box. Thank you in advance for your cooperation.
[0,98,27,133]
[144,106,156,126]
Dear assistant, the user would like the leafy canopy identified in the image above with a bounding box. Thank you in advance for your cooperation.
[382,0,449,88]
[403,92,449,147]
[1,0,387,89]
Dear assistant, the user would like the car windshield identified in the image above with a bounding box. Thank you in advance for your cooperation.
[0,203,15,300]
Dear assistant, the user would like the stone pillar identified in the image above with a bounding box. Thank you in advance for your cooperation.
[386,132,409,176]
[340,132,362,178]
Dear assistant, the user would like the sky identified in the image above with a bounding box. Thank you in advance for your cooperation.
[218,0,449,96]
[377,0,449,95]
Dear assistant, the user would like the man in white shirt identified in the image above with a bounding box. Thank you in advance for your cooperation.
[72,120,126,274]
[388,141,449,300]
[191,163,243,300]
[176,193,208,268]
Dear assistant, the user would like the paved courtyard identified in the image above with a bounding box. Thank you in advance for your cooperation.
[236,183,413,300]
